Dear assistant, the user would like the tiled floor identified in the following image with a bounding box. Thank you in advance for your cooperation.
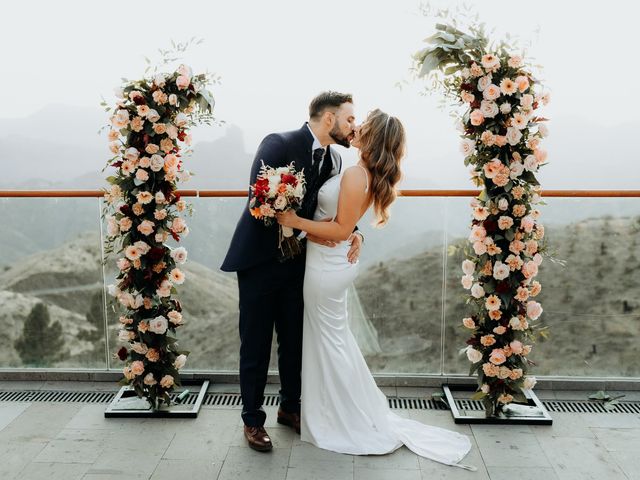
[0,382,638,479]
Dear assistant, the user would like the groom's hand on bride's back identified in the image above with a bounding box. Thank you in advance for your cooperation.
[307,233,338,248]
[346,232,363,264]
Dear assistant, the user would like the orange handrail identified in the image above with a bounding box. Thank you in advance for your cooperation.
[0,189,639,198]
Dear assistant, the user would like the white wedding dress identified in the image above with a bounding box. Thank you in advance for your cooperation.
[300,169,475,470]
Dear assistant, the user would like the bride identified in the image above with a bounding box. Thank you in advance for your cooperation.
[277,109,475,470]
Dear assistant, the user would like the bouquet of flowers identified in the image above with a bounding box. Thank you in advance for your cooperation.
[249,161,306,259]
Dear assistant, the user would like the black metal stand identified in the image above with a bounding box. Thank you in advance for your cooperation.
[104,379,209,418]
[442,384,553,425]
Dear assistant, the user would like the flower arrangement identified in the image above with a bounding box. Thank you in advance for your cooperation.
[102,43,218,409]
[414,19,550,416]
[249,162,306,259]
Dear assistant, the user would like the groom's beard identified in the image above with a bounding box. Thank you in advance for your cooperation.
[329,124,352,148]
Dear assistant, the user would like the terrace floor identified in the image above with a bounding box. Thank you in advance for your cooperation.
[0,381,639,480]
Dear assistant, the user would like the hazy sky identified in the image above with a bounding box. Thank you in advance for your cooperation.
[2,0,639,188]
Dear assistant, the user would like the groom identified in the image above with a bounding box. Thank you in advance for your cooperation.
[221,91,363,451]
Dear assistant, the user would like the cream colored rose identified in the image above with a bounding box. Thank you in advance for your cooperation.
[166,125,178,139]
[154,209,168,220]
[526,300,543,320]
[143,373,157,386]
[149,316,168,334]
[137,220,155,236]
[515,75,530,92]
[135,169,149,183]
[489,349,507,365]
[136,191,153,204]
[150,154,164,172]
[153,123,167,135]
[160,375,174,388]
[145,144,159,154]
[167,310,183,325]
[170,246,188,264]
[160,138,174,153]
[169,94,178,106]
[119,217,132,232]
[463,317,476,329]
[480,100,498,119]
[483,84,501,101]
[461,274,473,289]
[477,74,492,92]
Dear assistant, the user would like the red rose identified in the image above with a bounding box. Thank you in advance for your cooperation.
[133,96,146,106]
[178,130,187,141]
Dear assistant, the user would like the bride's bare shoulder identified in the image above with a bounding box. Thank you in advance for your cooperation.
[340,165,369,192]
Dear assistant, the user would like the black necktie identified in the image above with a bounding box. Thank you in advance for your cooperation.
[312,147,324,174]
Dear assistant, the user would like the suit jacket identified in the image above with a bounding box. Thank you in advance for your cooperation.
[220,124,342,272]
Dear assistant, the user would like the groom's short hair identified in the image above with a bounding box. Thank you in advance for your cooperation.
[309,91,353,120]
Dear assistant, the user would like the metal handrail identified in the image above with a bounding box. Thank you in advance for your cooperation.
[1,189,639,198]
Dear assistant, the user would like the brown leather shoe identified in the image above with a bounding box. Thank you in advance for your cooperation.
[277,408,301,434]
[244,425,273,452]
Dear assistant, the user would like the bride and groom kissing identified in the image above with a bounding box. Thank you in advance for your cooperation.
[221,91,475,470]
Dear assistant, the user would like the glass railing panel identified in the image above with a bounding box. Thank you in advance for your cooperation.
[0,197,107,369]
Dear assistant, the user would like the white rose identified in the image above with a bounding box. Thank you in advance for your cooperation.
[471,283,485,299]
[153,74,166,87]
[175,113,188,127]
[523,376,537,390]
[477,74,492,92]
[274,195,287,210]
[482,84,501,101]
[498,198,509,211]
[462,259,475,275]
[493,261,510,281]
[524,155,538,172]
[107,284,120,297]
[538,124,549,137]
[509,162,524,179]
[170,246,188,264]
[459,138,476,157]
[177,64,192,77]
[500,103,512,115]
[466,347,483,363]
[146,109,160,123]
[149,316,168,334]
[461,274,473,289]
[174,354,187,370]
[506,127,523,146]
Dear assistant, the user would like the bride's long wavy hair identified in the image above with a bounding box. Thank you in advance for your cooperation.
[358,109,406,227]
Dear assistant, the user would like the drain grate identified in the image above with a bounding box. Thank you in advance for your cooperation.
[1,390,639,414]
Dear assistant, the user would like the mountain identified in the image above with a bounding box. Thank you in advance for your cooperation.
[355,215,640,377]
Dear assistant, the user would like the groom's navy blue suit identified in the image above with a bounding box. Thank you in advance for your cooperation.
[221,124,340,427]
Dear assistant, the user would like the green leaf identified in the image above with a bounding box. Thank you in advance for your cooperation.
[471,391,487,401]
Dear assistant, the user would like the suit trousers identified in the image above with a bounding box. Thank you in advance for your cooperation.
[236,252,305,427]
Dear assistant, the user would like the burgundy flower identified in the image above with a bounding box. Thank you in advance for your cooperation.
[148,247,166,261]
[495,281,510,294]
[483,219,498,233]
[117,346,128,361]
[133,96,146,106]
[119,204,132,216]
